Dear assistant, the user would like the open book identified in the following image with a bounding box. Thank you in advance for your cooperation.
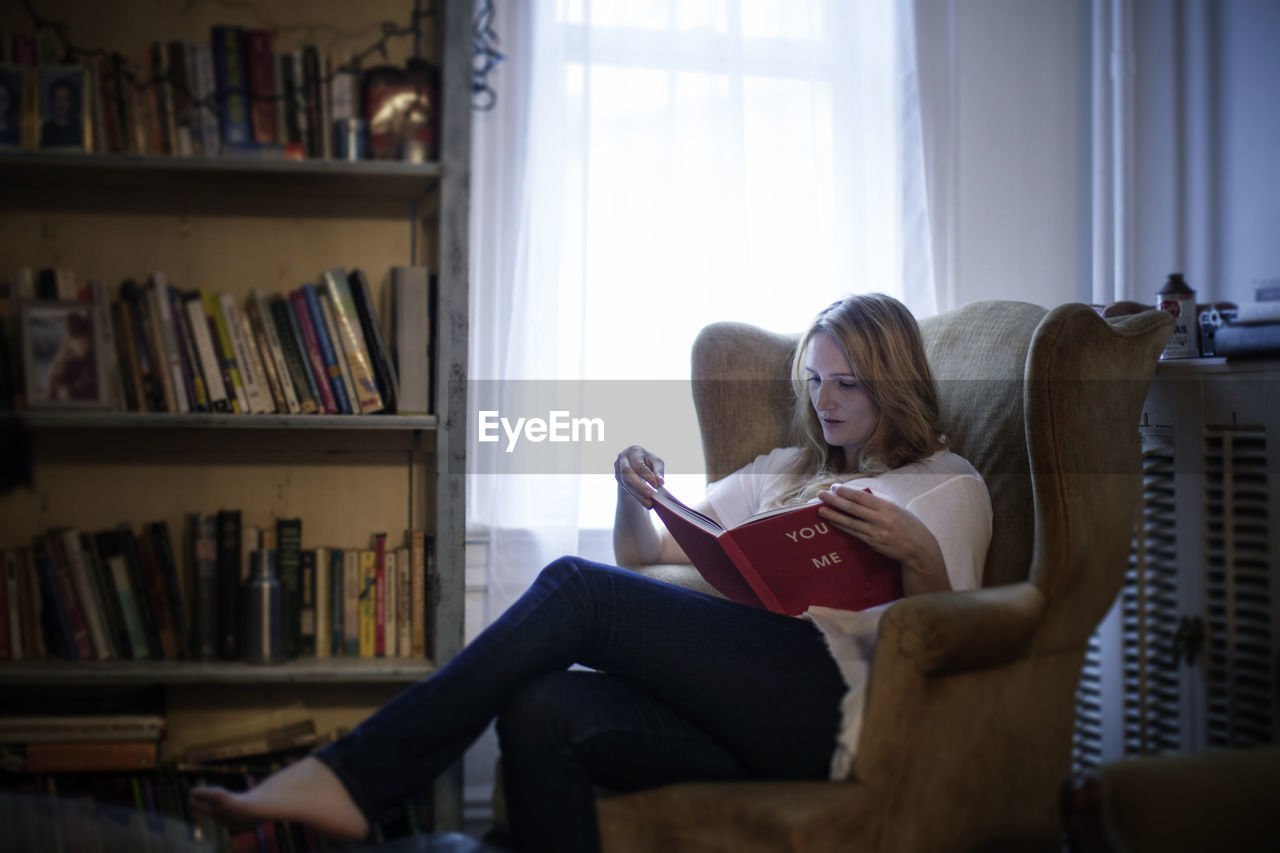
[650,487,903,615]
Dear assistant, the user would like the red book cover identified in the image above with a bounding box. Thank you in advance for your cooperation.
[372,533,386,656]
[651,488,903,616]
[244,29,278,145]
[290,288,338,413]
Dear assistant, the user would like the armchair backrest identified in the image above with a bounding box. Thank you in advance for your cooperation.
[689,302,1172,644]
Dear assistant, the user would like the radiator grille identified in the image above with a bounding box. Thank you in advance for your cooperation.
[1121,426,1182,755]
[1203,427,1273,748]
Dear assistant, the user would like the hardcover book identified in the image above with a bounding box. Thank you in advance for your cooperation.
[289,288,338,413]
[650,488,904,616]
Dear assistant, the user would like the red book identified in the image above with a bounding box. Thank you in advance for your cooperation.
[372,533,386,656]
[290,288,338,413]
[244,29,278,145]
[650,488,903,616]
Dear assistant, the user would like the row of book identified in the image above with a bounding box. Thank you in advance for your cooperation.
[0,265,435,415]
[2,24,439,161]
[0,519,435,665]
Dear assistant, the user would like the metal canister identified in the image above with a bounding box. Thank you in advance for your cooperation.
[243,550,284,664]
[1158,273,1199,359]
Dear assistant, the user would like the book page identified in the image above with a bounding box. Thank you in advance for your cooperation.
[650,487,724,534]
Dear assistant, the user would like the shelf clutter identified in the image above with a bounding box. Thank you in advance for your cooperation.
[0,265,435,417]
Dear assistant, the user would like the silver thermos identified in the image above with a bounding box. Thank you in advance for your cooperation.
[243,550,284,664]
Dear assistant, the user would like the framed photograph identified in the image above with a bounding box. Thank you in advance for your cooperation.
[0,65,26,148]
[37,65,90,151]
[20,300,110,409]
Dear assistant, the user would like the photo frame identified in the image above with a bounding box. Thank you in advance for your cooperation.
[36,65,91,151]
[0,64,27,149]
[20,300,110,409]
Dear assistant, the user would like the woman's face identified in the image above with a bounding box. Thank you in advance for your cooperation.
[804,331,879,456]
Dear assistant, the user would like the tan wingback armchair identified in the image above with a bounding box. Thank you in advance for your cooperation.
[597,301,1174,852]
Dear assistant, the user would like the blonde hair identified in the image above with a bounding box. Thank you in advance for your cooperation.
[771,293,945,506]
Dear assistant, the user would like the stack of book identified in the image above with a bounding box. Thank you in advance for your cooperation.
[0,265,434,416]
[0,523,434,664]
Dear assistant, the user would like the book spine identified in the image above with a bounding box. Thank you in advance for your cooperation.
[268,294,318,414]
[167,40,196,156]
[120,278,166,411]
[192,43,221,157]
[321,268,384,413]
[314,546,329,660]
[27,741,158,773]
[88,279,126,411]
[117,525,163,659]
[94,530,150,660]
[81,532,128,660]
[149,274,190,411]
[19,549,47,660]
[184,292,231,412]
[372,533,386,656]
[290,288,338,413]
[168,284,209,411]
[343,549,360,655]
[299,548,316,657]
[135,529,181,659]
[300,283,351,414]
[32,541,78,660]
[211,25,251,148]
[391,266,431,414]
[219,292,271,414]
[382,548,396,657]
[148,521,190,658]
[301,46,323,158]
[358,549,375,657]
[243,291,290,413]
[216,510,242,659]
[149,41,175,155]
[45,533,95,660]
[57,529,112,660]
[409,530,426,657]
[139,279,178,411]
[4,551,25,660]
[348,269,399,413]
[329,547,344,656]
[205,291,248,413]
[244,29,277,145]
[109,301,142,411]
[396,546,411,659]
[320,293,360,415]
[193,513,219,660]
[276,518,302,659]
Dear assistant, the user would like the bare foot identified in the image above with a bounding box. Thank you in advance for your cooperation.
[189,756,369,842]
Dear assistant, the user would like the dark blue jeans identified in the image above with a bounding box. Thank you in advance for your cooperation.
[316,556,847,852]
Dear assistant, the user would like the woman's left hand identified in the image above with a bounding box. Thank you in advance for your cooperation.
[816,483,951,594]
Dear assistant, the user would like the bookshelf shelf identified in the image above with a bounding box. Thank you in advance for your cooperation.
[0,657,435,686]
[0,151,442,211]
[18,411,439,431]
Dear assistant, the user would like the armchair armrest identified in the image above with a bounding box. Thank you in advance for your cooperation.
[879,581,1045,675]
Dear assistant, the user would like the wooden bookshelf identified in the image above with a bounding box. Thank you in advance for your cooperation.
[0,0,472,832]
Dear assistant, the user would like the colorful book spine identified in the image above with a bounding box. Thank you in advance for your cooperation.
[244,290,293,413]
[211,25,251,148]
[244,29,278,146]
[358,549,375,657]
[166,284,209,411]
[372,533,387,656]
[321,268,384,413]
[220,292,271,414]
[299,549,316,657]
[289,288,338,413]
[268,293,319,414]
[347,269,399,414]
[183,292,231,412]
[330,548,344,656]
[300,283,352,413]
[205,291,249,413]
[276,518,302,659]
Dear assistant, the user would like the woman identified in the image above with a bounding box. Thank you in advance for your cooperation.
[190,293,992,851]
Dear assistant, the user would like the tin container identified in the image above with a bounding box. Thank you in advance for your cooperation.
[243,550,284,664]
[1158,273,1199,359]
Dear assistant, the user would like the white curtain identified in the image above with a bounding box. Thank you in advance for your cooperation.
[469,0,935,620]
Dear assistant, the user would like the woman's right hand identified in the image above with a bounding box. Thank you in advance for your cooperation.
[614,445,665,508]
